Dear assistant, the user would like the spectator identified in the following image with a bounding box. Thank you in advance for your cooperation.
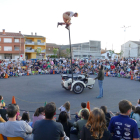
[0,108,7,121]
[32,106,45,127]
[108,100,139,140]
[75,102,89,120]
[15,104,22,121]
[33,102,64,140]
[136,99,140,107]
[74,109,89,139]
[100,106,111,127]
[0,104,33,140]
[130,105,136,118]
[0,95,5,109]
[58,101,71,120]
[21,111,30,123]
[81,108,112,140]
[132,107,140,129]
[57,111,73,137]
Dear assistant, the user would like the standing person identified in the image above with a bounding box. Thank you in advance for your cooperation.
[33,103,64,140]
[94,65,104,99]
[81,108,112,140]
[108,100,139,140]
[132,107,140,129]
[57,11,78,29]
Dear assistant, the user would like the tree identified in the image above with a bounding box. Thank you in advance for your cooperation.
[36,48,42,56]
[53,48,58,58]
[66,48,70,58]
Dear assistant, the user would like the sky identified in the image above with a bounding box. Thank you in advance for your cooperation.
[0,0,140,53]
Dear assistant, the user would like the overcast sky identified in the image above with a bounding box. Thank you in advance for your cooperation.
[0,0,140,52]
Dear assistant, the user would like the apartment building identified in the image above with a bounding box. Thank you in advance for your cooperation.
[0,29,24,59]
[24,33,46,59]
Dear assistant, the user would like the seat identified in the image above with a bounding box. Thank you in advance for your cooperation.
[0,134,4,140]
[7,137,24,140]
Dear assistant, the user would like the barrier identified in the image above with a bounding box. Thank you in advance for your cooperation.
[53,70,55,74]
[27,72,29,76]
[131,75,133,80]
[106,72,108,77]
[4,74,8,79]
[12,96,16,104]
[87,101,90,112]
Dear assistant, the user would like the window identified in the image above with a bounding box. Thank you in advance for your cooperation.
[0,38,1,42]
[4,38,12,43]
[4,46,12,51]
[14,46,19,51]
[4,54,12,59]
[0,46,1,51]
[14,39,19,43]
[37,40,41,43]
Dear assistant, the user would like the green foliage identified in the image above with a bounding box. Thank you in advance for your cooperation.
[53,48,58,58]
[50,55,58,58]
[66,48,70,56]
[119,50,124,56]
[36,48,42,56]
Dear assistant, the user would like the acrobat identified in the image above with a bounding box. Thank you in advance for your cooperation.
[57,11,78,30]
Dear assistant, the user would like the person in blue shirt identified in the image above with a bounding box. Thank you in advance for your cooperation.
[108,100,139,140]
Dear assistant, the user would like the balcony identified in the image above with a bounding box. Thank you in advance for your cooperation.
[41,49,46,52]
[25,42,34,45]
[34,42,45,45]
[25,49,35,52]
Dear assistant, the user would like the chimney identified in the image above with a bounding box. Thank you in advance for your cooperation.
[19,31,21,34]
[35,32,37,36]
[31,32,33,35]
[2,29,5,34]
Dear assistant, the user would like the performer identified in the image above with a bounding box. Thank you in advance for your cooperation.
[57,11,78,29]
[94,65,104,99]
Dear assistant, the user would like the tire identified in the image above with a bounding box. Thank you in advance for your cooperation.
[88,84,94,89]
[73,83,84,94]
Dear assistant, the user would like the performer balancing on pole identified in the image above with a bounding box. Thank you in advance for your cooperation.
[57,11,78,30]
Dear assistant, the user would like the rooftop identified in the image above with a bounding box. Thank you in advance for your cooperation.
[24,35,45,38]
[0,32,23,37]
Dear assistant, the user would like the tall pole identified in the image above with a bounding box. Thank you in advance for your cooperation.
[69,28,73,83]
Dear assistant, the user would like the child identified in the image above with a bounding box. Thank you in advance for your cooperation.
[21,111,30,123]
[0,95,5,109]
[15,104,22,121]
[58,101,71,120]
[75,102,89,121]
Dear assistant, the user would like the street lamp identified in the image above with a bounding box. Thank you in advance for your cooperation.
[121,25,131,58]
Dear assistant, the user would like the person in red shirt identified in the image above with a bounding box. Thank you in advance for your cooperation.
[111,64,115,70]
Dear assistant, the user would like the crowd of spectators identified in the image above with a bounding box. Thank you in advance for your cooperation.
[0,95,140,140]
[0,57,140,81]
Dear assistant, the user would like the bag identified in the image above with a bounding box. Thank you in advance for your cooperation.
[63,132,69,140]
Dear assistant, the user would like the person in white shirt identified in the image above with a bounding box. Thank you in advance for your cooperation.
[57,11,78,29]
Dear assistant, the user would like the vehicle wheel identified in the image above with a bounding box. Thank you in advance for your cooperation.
[73,83,84,94]
[88,84,94,89]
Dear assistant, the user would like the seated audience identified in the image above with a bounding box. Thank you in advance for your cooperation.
[57,111,73,138]
[74,109,89,139]
[32,106,45,127]
[21,111,30,123]
[81,108,112,140]
[108,100,139,140]
[0,104,33,140]
[136,99,140,107]
[0,108,7,121]
[33,102,64,140]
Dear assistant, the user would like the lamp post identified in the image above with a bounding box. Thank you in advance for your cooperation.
[121,26,131,58]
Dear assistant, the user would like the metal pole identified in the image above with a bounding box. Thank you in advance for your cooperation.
[69,28,73,83]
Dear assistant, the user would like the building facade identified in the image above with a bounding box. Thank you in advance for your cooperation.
[24,34,46,59]
[121,41,140,58]
[46,43,60,57]
[0,29,24,59]
[60,40,101,59]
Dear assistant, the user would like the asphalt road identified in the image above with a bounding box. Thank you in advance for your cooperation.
[1,74,140,139]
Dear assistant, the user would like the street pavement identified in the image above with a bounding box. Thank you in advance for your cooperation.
[1,74,140,139]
